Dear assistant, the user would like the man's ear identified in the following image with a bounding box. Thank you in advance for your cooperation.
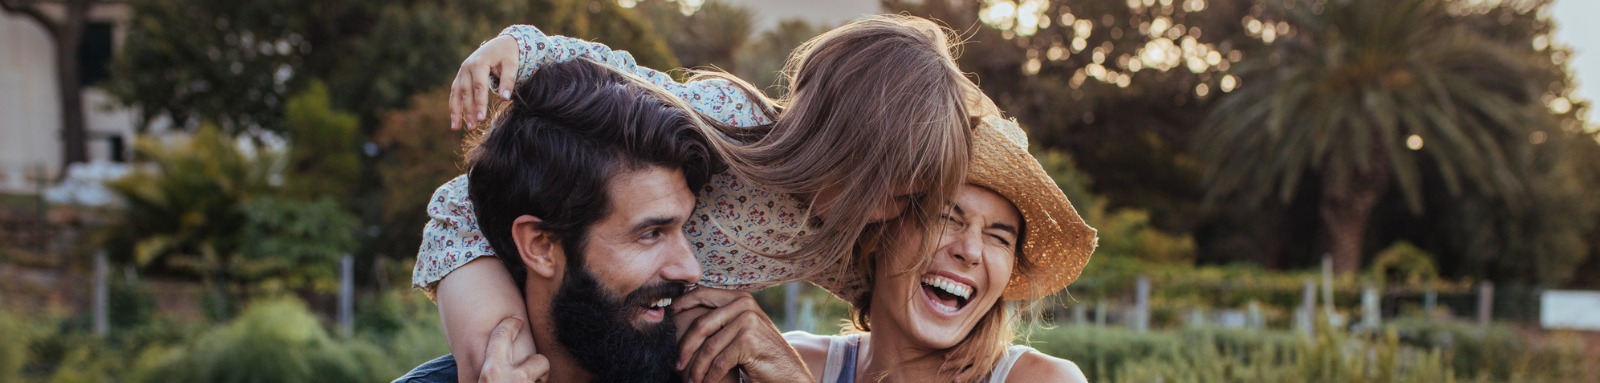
[512,215,561,279]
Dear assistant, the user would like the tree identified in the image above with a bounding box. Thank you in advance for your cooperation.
[368,89,467,261]
[639,0,755,70]
[102,125,357,318]
[1,0,96,168]
[109,0,680,133]
[1195,0,1543,273]
[885,0,1262,262]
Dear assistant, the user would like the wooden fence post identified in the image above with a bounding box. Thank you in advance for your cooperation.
[339,255,354,339]
[1133,275,1150,332]
[93,250,108,336]
[1478,281,1494,327]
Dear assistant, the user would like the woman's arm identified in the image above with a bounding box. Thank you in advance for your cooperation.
[451,25,774,131]
[435,258,537,383]
[412,176,537,382]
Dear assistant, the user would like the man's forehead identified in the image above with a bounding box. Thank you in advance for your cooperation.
[598,166,694,226]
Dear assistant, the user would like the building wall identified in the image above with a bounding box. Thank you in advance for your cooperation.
[0,5,138,194]
[0,11,62,192]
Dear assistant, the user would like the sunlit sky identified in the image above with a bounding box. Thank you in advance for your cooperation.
[1552,0,1599,126]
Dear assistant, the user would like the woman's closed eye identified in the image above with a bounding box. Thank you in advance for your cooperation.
[940,213,964,228]
[985,232,1014,248]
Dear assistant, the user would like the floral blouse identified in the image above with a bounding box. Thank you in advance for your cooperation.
[412,25,864,301]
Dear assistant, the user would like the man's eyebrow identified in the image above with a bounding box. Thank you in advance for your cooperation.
[631,216,679,232]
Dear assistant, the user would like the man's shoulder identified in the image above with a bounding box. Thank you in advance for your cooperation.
[393,354,459,383]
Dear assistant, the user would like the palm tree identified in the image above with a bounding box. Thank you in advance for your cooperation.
[1196,0,1539,273]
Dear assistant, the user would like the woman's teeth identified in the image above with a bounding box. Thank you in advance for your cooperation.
[920,275,973,300]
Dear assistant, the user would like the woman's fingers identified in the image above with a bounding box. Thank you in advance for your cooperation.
[670,287,745,313]
[495,55,517,100]
[686,318,748,383]
[449,70,465,130]
[479,316,549,383]
[479,317,521,382]
[677,302,734,369]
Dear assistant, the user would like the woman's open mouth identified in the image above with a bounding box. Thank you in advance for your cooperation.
[920,274,974,314]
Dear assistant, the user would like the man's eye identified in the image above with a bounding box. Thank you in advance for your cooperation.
[642,230,661,240]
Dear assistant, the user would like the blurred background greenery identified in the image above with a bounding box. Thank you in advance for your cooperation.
[1,0,1598,381]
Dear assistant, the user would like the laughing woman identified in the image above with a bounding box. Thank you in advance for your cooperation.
[671,116,1097,383]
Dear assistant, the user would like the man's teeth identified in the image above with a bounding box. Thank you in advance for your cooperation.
[920,276,973,300]
[650,298,673,308]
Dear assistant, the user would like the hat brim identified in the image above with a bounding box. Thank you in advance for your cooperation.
[967,116,1098,301]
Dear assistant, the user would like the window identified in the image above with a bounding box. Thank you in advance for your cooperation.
[78,22,113,87]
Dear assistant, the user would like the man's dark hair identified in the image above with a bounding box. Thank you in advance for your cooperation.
[467,59,716,289]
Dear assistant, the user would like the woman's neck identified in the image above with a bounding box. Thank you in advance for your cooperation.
[857,329,952,383]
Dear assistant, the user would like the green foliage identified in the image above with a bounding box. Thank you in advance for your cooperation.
[639,0,754,71]
[131,299,381,383]
[1199,0,1539,214]
[1440,129,1600,286]
[369,89,468,259]
[103,126,359,315]
[111,0,678,132]
[5,291,447,383]
[0,310,42,382]
[1029,321,1593,383]
[1370,241,1439,286]
[1093,209,1197,264]
[524,0,678,71]
[734,19,825,96]
[236,197,358,294]
[282,81,362,206]
[105,126,276,271]
[108,0,314,130]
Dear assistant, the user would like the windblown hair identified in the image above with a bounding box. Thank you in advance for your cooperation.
[690,15,977,278]
[465,59,716,288]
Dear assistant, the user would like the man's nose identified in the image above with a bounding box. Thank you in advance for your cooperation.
[660,231,701,284]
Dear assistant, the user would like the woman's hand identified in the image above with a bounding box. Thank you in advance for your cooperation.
[478,317,550,383]
[672,288,813,383]
[450,35,521,131]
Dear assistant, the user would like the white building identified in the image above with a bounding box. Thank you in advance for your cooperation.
[0,2,143,194]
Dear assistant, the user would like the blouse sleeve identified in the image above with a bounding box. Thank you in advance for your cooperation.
[411,175,494,299]
[500,24,774,127]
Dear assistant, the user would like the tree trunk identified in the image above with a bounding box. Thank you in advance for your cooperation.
[57,0,91,168]
[1319,163,1391,274]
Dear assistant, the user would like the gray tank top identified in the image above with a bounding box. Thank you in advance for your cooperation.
[820,334,1035,383]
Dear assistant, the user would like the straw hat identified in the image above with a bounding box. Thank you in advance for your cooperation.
[969,115,1098,300]
[810,115,1097,303]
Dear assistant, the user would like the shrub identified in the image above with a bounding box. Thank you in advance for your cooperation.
[131,298,383,383]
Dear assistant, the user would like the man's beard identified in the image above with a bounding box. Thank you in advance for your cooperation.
[551,260,686,383]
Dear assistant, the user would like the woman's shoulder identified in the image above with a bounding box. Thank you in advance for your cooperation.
[780,331,839,358]
[1005,350,1087,383]
[781,331,839,381]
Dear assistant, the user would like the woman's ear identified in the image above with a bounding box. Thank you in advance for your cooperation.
[512,215,561,279]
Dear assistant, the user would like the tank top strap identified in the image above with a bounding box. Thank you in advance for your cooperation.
[983,345,1036,383]
[822,334,864,383]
